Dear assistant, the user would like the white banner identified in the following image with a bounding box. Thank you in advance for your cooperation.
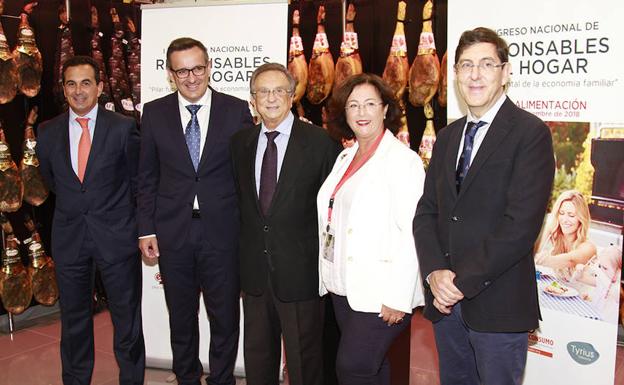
[447,0,624,123]
[140,1,288,106]
[140,0,288,374]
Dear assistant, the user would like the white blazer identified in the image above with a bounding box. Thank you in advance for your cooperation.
[317,130,426,313]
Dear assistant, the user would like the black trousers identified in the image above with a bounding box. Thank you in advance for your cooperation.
[56,230,145,385]
[242,279,323,385]
[331,294,411,385]
[158,218,240,385]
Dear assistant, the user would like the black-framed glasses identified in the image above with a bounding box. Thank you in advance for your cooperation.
[455,59,507,75]
[171,65,207,79]
[251,88,292,99]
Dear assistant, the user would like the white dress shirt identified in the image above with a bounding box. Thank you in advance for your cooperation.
[254,112,294,194]
[68,105,99,176]
[177,89,212,209]
[455,93,507,168]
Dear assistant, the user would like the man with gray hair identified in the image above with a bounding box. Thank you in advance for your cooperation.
[231,63,340,385]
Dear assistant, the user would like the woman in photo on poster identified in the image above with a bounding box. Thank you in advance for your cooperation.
[535,190,596,281]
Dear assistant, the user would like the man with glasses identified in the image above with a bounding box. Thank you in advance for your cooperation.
[413,27,555,385]
[137,37,253,385]
[230,63,340,385]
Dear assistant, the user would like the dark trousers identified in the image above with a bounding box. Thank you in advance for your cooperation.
[158,218,240,385]
[433,303,529,385]
[56,230,145,385]
[242,279,323,385]
[331,294,411,385]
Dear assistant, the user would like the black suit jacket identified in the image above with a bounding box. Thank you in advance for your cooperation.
[36,107,140,264]
[137,89,253,251]
[231,119,340,302]
[413,97,555,332]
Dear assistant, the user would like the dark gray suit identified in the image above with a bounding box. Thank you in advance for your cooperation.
[231,118,340,385]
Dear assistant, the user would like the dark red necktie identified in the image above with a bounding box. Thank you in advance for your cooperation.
[259,131,279,215]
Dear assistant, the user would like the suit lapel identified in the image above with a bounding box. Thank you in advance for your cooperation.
[164,92,195,171]
[199,88,224,171]
[266,119,306,216]
[58,112,77,182]
[457,99,514,198]
[445,117,466,198]
[243,125,262,215]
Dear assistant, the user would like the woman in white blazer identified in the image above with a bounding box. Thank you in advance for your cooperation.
[317,73,425,385]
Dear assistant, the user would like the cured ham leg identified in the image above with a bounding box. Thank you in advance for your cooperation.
[306,5,334,105]
[0,122,23,212]
[0,214,32,315]
[408,0,440,107]
[438,51,447,107]
[108,8,134,117]
[382,1,410,146]
[54,3,74,109]
[287,9,308,117]
[382,1,409,101]
[24,215,58,306]
[334,3,362,91]
[20,106,48,206]
[13,2,42,98]
[0,10,18,104]
[90,6,114,111]
[418,104,437,169]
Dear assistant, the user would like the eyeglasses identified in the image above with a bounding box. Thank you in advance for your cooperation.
[251,88,292,99]
[455,59,507,75]
[171,65,207,79]
[345,101,384,113]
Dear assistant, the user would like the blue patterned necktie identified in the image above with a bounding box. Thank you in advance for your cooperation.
[185,104,201,171]
[456,120,486,192]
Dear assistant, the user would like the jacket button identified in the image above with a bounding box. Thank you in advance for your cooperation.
[263,249,268,254]
[451,216,459,222]
[263,225,269,232]
[195,177,200,182]
[484,280,491,286]
[444,252,450,257]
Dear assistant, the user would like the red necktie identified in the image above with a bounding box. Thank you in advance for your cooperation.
[76,117,91,182]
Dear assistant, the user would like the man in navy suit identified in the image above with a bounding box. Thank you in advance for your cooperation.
[37,55,145,385]
[413,27,555,385]
[137,37,253,385]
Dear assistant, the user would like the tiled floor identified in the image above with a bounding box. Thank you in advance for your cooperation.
[1,308,623,384]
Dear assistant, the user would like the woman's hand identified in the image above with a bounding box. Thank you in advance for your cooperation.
[380,305,406,326]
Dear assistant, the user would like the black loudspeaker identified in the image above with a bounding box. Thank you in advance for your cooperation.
[589,138,624,226]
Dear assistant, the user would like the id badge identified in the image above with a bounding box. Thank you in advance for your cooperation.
[321,224,335,262]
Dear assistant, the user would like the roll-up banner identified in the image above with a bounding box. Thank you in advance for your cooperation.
[447,1,623,384]
[140,0,288,374]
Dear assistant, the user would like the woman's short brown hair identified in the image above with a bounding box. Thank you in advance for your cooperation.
[326,73,402,141]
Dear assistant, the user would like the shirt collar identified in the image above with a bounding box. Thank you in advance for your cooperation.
[69,104,99,123]
[178,88,212,109]
[261,112,294,137]
[466,93,507,125]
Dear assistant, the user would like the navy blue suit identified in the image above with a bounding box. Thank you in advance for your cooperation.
[137,89,253,385]
[37,107,145,385]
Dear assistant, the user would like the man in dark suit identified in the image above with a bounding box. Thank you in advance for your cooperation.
[137,37,253,385]
[413,27,555,385]
[230,63,340,385]
[36,55,144,385]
